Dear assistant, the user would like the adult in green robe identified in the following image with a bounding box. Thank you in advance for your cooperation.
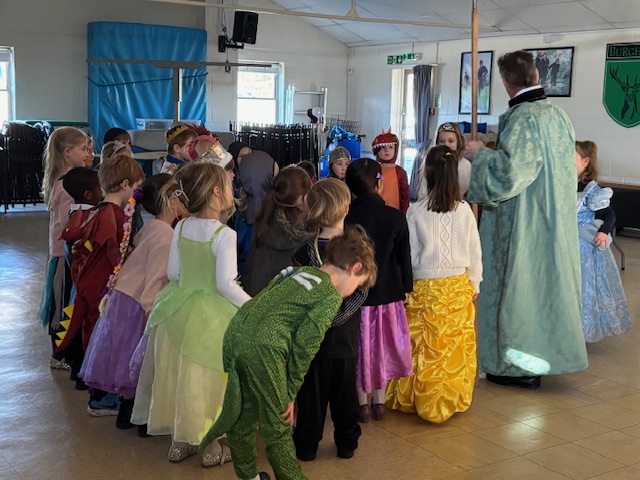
[465,51,588,388]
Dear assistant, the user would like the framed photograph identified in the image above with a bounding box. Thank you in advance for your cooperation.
[524,47,574,97]
[459,51,493,114]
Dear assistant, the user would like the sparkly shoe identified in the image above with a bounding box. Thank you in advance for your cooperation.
[201,439,233,467]
[50,357,71,370]
[168,444,198,462]
[358,404,371,423]
[371,402,386,421]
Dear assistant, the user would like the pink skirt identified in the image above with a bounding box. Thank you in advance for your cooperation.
[357,301,413,392]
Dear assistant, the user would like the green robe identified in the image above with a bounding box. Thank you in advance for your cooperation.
[467,97,588,377]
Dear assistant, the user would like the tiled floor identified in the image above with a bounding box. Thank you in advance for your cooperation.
[1,205,639,480]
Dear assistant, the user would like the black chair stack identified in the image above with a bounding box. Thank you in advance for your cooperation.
[0,121,48,213]
[233,123,318,167]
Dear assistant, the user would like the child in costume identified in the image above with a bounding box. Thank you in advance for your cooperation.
[38,127,92,370]
[228,141,252,198]
[58,167,103,386]
[80,174,188,430]
[199,227,378,480]
[372,128,410,213]
[131,162,251,467]
[575,141,630,342]
[297,161,317,184]
[242,166,312,296]
[292,179,368,461]
[233,150,279,276]
[160,124,197,174]
[344,158,413,423]
[59,155,145,415]
[327,146,350,180]
[387,145,482,423]
[417,123,472,199]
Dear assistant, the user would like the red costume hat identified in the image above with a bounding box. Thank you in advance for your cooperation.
[372,128,399,164]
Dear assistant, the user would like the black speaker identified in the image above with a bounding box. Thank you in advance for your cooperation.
[232,11,259,44]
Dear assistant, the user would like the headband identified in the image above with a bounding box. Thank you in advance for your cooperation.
[438,123,457,132]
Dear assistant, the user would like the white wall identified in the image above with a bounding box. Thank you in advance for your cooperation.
[204,0,349,131]
[0,0,202,122]
[348,30,640,185]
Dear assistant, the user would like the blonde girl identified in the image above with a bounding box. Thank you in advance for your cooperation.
[39,127,90,368]
[387,145,482,424]
[575,141,630,342]
[131,162,251,467]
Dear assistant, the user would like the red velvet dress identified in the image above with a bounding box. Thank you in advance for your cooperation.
[58,203,124,351]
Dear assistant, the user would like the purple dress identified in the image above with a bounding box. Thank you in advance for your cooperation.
[79,290,146,396]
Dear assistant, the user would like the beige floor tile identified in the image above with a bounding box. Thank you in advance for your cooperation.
[545,372,600,389]
[524,443,624,480]
[522,412,612,442]
[438,473,482,480]
[620,424,640,439]
[477,393,560,421]
[573,379,640,401]
[570,403,640,429]
[470,457,572,479]
[587,467,640,479]
[473,422,566,454]
[405,422,467,445]
[420,433,517,469]
[446,404,515,432]
[611,393,640,413]
[519,383,601,410]
[574,431,640,466]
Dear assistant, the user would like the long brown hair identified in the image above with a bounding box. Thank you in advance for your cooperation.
[424,145,460,213]
[576,140,599,182]
[252,166,311,248]
[436,122,466,159]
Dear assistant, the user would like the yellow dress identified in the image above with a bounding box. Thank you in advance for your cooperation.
[386,274,476,423]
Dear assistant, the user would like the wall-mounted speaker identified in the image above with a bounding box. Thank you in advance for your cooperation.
[232,11,259,45]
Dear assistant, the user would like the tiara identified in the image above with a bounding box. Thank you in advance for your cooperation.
[438,123,457,132]
[113,140,127,154]
[165,125,191,144]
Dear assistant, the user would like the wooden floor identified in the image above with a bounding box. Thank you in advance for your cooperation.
[1,205,639,480]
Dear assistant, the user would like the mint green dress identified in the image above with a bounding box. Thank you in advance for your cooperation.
[142,223,239,445]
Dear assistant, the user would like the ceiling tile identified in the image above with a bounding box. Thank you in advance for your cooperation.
[506,2,611,28]
[397,24,471,42]
[492,0,573,7]
[537,22,616,33]
[580,0,640,23]
[317,24,366,44]
[341,21,409,41]
[443,8,533,31]
[424,0,502,16]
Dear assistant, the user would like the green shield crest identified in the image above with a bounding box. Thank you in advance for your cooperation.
[603,43,640,128]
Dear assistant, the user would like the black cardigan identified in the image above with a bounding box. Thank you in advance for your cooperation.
[345,193,413,306]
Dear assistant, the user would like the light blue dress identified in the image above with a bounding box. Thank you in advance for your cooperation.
[577,181,630,343]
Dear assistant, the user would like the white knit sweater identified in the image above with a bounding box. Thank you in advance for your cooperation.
[407,200,482,293]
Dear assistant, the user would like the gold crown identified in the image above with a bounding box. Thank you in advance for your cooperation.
[165,125,191,144]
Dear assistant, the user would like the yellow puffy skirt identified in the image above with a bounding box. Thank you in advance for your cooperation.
[386,274,476,423]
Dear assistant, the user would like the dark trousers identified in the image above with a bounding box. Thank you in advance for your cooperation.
[293,354,361,455]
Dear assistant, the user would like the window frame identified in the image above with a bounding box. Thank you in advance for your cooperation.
[0,47,16,127]
[236,63,284,124]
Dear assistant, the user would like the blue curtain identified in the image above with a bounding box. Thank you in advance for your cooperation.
[409,64,433,201]
[88,22,207,147]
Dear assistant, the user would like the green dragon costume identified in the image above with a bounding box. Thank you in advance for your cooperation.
[200,266,342,480]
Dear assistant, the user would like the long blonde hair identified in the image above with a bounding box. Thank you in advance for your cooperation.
[42,127,88,208]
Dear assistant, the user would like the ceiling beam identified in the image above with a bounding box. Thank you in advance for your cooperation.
[147,0,500,31]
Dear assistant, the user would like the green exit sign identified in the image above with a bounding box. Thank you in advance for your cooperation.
[387,53,417,64]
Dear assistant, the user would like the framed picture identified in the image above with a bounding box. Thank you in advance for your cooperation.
[459,51,493,114]
[524,47,574,97]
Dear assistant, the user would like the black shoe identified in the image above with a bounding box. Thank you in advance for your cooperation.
[137,424,150,438]
[258,473,271,480]
[75,379,89,390]
[115,398,135,429]
[486,373,541,390]
[337,448,354,459]
[70,370,79,382]
[296,450,316,462]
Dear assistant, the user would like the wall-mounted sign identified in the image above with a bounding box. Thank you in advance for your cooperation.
[387,53,418,65]
[603,42,640,128]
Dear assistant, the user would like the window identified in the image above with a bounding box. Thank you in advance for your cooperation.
[0,47,15,128]
[237,64,282,125]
